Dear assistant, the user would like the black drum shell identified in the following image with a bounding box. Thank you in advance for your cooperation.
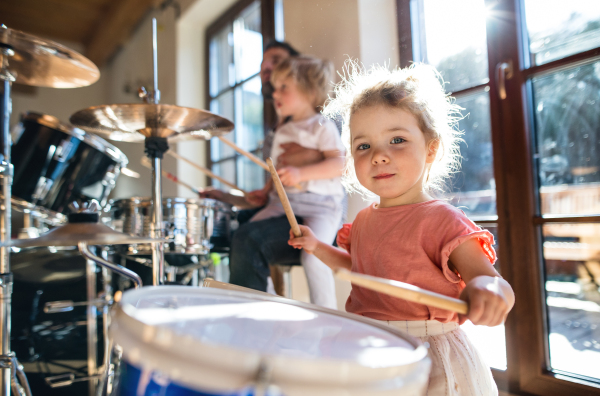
[11,113,126,215]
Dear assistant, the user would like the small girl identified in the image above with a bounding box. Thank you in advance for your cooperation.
[288,62,514,395]
[231,55,345,309]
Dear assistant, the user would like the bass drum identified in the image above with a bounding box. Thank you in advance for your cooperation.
[11,247,103,396]
[11,112,128,215]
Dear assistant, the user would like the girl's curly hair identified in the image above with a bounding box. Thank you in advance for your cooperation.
[323,61,464,197]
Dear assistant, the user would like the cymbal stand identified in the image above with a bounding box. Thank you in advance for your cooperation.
[141,18,165,286]
[0,40,31,396]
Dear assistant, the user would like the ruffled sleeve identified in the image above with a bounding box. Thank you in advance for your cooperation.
[336,223,352,254]
[440,229,497,283]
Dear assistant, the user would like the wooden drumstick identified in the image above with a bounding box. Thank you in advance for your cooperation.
[141,157,202,195]
[335,268,469,315]
[218,136,269,171]
[266,157,302,237]
[218,136,302,190]
[166,150,247,196]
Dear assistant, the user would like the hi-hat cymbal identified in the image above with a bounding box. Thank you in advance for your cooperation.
[0,26,100,88]
[69,104,234,142]
[0,222,163,248]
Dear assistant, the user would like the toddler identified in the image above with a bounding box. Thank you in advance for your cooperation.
[288,62,514,395]
[236,55,345,309]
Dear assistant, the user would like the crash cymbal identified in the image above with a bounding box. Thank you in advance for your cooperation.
[0,222,163,248]
[69,104,234,142]
[0,26,100,88]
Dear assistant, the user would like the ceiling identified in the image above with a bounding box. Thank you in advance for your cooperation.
[1,0,157,67]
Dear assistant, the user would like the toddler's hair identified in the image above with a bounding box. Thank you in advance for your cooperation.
[323,61,463,196]
[271,55,334,110]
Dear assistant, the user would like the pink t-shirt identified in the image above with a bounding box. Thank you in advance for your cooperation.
[337,200,496,324]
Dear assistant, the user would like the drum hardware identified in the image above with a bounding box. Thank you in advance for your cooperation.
[120,168,140,179]
[70,18,234,286]
[0,353,31,396]
[43,299,112,314]
[44,373,103,389]
[119,255,212,286]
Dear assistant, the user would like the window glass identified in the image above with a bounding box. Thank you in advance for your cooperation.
[234,1,263,83]
[524,0,600,66]
[211,159,236,191]
[532,61,600,216]
[234,76,264,152]
[209,24,234,97]
[210,91,236,162]
[410,0,489,92]
[237,155,265,192]
[542,223,600,379]
[446,91,496,218]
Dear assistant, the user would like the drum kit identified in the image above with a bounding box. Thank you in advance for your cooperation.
[0,18,436,396]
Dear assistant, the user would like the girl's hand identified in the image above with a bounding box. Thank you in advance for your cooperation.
[245,189,268,207]
[459,276,511,326]
[277,166,302,186]
[288,225,319,254]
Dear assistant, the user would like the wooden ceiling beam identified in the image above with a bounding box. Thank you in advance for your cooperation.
[85,0,157,67]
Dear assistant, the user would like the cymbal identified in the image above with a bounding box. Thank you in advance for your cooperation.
[0,26,100,88]
[0,222,163,248]
[69,104,234,142]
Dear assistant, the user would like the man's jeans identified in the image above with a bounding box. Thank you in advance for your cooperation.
[229,214,301,292]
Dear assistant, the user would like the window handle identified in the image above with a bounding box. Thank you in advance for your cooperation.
[496,60,514,100]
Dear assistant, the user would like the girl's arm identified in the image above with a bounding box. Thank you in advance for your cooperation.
[449,238,515,326]
[289,225,352,271]
[278,150,344,186]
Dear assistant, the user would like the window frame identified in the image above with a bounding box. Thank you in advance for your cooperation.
[205,0,276,189]
[396,0,600,394]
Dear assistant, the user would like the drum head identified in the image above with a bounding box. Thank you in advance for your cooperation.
[111,287,430,395]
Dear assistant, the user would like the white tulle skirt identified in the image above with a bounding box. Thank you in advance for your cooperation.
[384,320,498,396]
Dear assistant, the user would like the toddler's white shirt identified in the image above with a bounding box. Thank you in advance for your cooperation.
[270,114,344,197]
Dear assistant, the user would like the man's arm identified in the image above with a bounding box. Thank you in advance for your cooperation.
[200,189,256,209]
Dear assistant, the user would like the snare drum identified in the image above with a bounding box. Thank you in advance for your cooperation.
[11,112,128,215]
[109,197,230,255]
[109,287,431,396]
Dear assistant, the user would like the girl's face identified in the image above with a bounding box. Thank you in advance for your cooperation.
[272,76,315,120]
[350,105,438,207]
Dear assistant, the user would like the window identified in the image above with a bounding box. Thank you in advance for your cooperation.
[398,0,600,394]
[206,0,277,192]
